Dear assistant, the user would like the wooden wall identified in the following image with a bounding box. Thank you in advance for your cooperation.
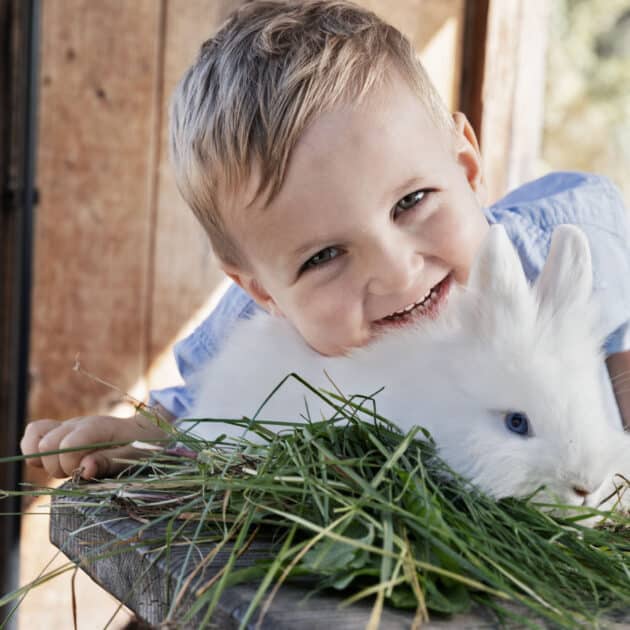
[28,0,466,423]
[29,1,239,420]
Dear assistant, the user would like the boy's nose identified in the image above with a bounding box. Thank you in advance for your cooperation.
[366,245,423,296]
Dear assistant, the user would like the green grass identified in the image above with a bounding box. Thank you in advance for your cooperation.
[2,385,629,629]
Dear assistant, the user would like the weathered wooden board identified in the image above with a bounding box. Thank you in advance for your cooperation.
[29,0,163,420]
[49,490,543,629]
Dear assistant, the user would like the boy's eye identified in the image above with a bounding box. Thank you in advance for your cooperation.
[394,190,426,216]
[300,246,341,273]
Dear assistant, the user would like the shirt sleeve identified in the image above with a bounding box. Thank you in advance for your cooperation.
[585,200,630,356]
[148,283,261,418]
[560,175,630,356]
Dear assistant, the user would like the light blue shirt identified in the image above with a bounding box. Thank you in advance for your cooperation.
[150,172,630,422]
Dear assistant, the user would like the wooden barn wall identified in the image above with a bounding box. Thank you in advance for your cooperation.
[29,0,162,420]
[28,0,465,423]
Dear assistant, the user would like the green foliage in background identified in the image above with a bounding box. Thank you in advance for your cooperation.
[543,0,630,201]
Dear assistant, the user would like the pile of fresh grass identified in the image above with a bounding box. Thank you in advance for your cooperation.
[3,387,630,629]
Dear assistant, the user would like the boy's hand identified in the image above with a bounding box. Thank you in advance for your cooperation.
[21,411,172,479]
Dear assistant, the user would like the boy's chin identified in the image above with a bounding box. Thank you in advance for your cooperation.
[305,331,374,357]
[303,336,355,357]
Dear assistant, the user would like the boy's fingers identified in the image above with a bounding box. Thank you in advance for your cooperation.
[59,418,169,478]
[78,452,111,479]
[39,417,118,477]
[57,419,128,477]
[38,423,80,477]
[24,414,170,479]
[20,419,62,468]
[79,444,148,479]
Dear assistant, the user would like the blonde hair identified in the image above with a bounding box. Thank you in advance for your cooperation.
[170,0,453,267]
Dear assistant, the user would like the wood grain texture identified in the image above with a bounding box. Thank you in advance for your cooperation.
[458,0,489,136]
[480,0,549,203]
[29,0,162,419]
[146,0,245,388]
[50,489,547,629]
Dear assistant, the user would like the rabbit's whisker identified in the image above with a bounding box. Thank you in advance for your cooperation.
[610,375,630,389]
[610,369,630,383]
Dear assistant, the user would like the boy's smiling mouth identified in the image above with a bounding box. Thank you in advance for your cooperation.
[372,274,453,329]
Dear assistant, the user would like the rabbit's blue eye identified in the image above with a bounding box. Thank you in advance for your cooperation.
[504,411,529,436]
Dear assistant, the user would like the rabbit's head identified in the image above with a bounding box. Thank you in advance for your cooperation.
[429,224,625,510]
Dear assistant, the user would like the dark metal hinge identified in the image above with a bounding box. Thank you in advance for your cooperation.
[1,185,39,211]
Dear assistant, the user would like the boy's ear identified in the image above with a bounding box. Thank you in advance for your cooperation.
[222,265,284,316]
[451,112,486,205]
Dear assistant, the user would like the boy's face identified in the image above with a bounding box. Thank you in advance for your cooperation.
[224,74,489,356]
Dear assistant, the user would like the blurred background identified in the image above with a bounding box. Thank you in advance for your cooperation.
[542,0,630,203]
[1,0,628,627]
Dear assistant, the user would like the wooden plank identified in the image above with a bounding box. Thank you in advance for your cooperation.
[479,0,549,203]
[458,0,490,137]
[28,0,163,420]
[49,489,525,629]
[146,0,246,390]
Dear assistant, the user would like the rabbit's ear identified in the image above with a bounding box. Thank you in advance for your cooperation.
[467,224,530,303]
[534,225,592,320]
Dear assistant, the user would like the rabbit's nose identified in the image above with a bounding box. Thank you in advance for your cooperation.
[572,485,590,498]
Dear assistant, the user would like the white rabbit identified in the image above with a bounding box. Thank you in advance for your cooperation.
[184,224,629,516]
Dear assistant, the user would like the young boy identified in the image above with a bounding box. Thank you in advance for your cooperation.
[21,0,630,479]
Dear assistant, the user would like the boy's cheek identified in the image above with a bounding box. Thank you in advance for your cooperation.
[432,204,488,270]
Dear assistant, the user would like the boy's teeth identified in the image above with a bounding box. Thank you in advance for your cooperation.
[387,285,438,318]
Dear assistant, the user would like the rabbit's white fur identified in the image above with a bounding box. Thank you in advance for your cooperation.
[185,225,629,515]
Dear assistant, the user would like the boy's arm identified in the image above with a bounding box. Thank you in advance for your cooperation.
[606,351,630,431]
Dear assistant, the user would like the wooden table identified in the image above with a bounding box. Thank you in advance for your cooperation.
[49,491,630,629]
